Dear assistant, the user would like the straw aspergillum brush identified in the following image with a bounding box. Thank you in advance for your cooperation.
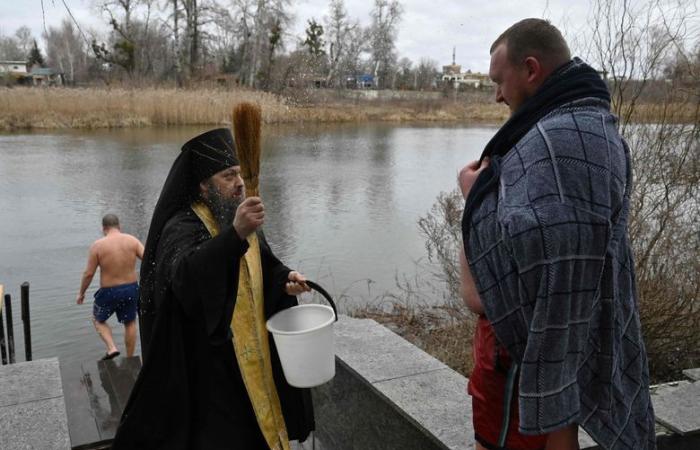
[232,102,262,198]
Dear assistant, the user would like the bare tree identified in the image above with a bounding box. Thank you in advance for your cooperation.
[368,0,402,89]
[45,19,90,83]
[393,56,411,89]
[181,0,210,77]
[14,26,34,59]
[256,0,293,88]
[414,57,438,90]
[244,0,292,88]
[0,30,24,60]
[92,0,139,76]
[87,0,182,81]
[226,0,255,82]
[164,0,184,84]
[324,0,359,88]
[207,2,239,72]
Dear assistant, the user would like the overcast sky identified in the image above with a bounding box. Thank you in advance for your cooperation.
[0,1,690,73]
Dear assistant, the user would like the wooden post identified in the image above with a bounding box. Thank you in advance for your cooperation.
[21,282,31,361]
[0,286,6,365]
[4,293,15,363]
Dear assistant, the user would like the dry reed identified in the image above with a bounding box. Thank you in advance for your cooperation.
[0,86,509,131]
[2,87,695,132]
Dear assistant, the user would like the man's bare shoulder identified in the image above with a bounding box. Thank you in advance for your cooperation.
[91,237,107,250]
[122,233,143,245]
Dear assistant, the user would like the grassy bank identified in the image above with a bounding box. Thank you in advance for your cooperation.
[0,87,509,131]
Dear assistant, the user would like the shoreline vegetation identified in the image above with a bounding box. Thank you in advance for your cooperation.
[2,86,695,132]
[0,86,509,131]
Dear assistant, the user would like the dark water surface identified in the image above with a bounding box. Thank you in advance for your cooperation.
[0,123,494,366]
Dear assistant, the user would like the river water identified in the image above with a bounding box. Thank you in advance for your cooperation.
[0,123,494,366]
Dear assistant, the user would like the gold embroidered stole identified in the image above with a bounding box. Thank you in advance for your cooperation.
[191,202,290,450]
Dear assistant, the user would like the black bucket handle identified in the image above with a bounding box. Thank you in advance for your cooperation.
[305,280,338,322]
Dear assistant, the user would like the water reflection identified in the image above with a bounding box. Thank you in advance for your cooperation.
[0,123,495,367]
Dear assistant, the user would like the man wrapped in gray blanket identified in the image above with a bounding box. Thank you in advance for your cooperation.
[459,19,655,450]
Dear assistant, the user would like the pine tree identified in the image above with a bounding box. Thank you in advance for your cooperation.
[27,39,45,68]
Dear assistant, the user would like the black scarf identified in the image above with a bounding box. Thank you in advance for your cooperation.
[480,57,610,160]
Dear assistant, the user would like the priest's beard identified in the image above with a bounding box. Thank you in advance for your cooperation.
[202,181,242,231]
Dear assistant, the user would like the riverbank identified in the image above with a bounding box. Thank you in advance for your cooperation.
[0,86,509,131]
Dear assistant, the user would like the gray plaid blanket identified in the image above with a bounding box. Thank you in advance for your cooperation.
[463,98,656,449]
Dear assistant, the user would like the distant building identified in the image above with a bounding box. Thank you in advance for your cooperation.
[1,61,64,86]
[0,61,28,76]
[348,74,374,89]
[441,48,493,89]
[442,49,461,77]
[443,69,492,89]
[30,68,64,86]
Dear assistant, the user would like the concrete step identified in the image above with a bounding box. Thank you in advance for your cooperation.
[0,358,71,449]
[651,380,700,436]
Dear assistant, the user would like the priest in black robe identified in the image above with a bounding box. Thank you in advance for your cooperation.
[112,128,315,450]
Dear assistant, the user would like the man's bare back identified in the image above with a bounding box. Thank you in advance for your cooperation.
[78,228,144,305]
[92,231,144,287]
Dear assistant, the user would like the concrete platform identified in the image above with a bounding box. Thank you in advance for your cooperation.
[0,358,71,450]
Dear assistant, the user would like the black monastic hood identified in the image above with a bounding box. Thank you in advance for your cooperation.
[139,128,238,346]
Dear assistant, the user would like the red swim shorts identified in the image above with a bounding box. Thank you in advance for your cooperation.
[468,316,547,450]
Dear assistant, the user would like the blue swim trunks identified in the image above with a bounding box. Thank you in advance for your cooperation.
[93,282,139,324]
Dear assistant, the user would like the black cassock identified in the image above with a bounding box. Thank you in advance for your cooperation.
[112,209,314,450]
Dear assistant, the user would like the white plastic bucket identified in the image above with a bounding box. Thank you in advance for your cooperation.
[266,303,337,388]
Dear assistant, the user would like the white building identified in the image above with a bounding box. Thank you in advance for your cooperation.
[442,70,493,89]
[441,48,493,89]
[0,61,29,76]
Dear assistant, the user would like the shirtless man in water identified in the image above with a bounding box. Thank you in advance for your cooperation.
[77,214,144,360]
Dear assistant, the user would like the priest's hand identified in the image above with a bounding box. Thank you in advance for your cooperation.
[285,271,311,296]
[233,197,264,239]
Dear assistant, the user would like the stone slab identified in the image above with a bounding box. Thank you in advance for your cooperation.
[334,316,445,383]
[83,356,141,442]
[313,357,447,450]
[99,357,141,412]
[682,368,700,382]
[0,358,63,407]
[374,367,473,450]
[81,362,120,442]
[652,380,700,435]
[60,360,101,449]
[0,397,71,449]
[61,356,141,448]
